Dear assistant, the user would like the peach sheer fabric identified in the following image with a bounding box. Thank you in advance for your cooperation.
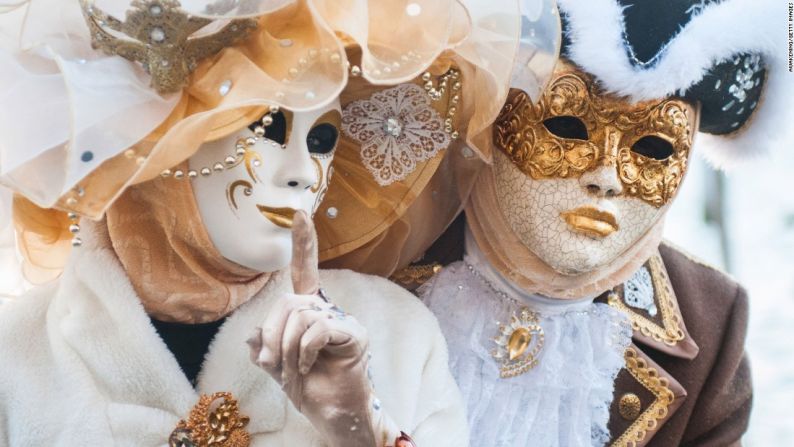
[105,166,271,324]
[467,166,665,299]
[0,0,466,217]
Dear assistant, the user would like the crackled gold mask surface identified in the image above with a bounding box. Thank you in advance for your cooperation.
[490,61,698,275]
[494,62,696,208]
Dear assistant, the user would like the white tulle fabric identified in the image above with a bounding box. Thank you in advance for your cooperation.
[420,232,632,447]
[0,0,179,207]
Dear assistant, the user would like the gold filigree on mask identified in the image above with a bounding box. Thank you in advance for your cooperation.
[493,62,697,208]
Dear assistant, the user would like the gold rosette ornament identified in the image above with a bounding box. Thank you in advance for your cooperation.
[169,392,250,447]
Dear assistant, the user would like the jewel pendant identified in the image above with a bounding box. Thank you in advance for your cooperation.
[492,307,545,378]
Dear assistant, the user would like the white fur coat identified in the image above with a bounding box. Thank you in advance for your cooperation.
[0,230,467,446]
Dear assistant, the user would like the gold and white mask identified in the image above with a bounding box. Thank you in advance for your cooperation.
[190,100,341,272]
[492,61,698,275]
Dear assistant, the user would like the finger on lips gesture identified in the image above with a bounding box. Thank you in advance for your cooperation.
[247,210,368,384]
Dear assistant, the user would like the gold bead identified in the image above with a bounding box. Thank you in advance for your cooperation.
[619,393,642,421]
[161,169,172,177]
[124,149,136,158]
[451,131,459,139]
[421,72,431,82]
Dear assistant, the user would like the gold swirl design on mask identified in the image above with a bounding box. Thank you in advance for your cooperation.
[493,62,696,208]
[310,157,324,193]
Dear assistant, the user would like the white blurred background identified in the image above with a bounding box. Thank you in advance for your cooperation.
[665,152,794,446]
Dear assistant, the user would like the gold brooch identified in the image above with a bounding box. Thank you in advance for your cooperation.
[492,307,545,378]
[169,392,251,447]
[80,0,257,93]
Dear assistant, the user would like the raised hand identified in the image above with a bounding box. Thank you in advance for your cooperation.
[246,211,403,447]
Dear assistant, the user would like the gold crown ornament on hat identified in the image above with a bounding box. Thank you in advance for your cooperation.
[80,0,257,93]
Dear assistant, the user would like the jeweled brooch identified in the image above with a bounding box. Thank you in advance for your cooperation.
[169,392,250,447]
[492,307,545,378]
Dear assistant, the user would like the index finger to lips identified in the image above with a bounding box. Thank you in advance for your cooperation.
[290,210,321,296]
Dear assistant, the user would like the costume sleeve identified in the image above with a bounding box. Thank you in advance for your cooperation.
[408,328,469,446]
[681,286,752,447]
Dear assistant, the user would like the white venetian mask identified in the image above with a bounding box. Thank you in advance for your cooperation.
[190,100,341,272]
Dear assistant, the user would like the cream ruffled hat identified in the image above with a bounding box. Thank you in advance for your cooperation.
[0,0,534,283]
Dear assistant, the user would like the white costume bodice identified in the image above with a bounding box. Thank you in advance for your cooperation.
[421,230,632,446]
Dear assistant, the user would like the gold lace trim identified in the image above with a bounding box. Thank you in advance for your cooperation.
[611,348,676,447]
[608,255,685,346]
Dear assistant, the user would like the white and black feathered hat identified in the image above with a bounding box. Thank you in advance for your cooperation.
[557,0,791,168]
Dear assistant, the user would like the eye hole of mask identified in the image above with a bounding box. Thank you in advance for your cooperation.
[631,135,675,160]
[542,116,589,140]
[248,111,288,144]
[306,123,339,155]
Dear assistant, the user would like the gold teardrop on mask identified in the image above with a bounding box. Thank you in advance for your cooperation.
[507,328,532,361]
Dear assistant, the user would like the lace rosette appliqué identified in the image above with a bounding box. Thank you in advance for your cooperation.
[342,83,451,186]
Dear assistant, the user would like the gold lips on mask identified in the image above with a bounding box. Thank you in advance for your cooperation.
[493,61,697,208]
[257,206,297,229]
[560,206,619,238]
